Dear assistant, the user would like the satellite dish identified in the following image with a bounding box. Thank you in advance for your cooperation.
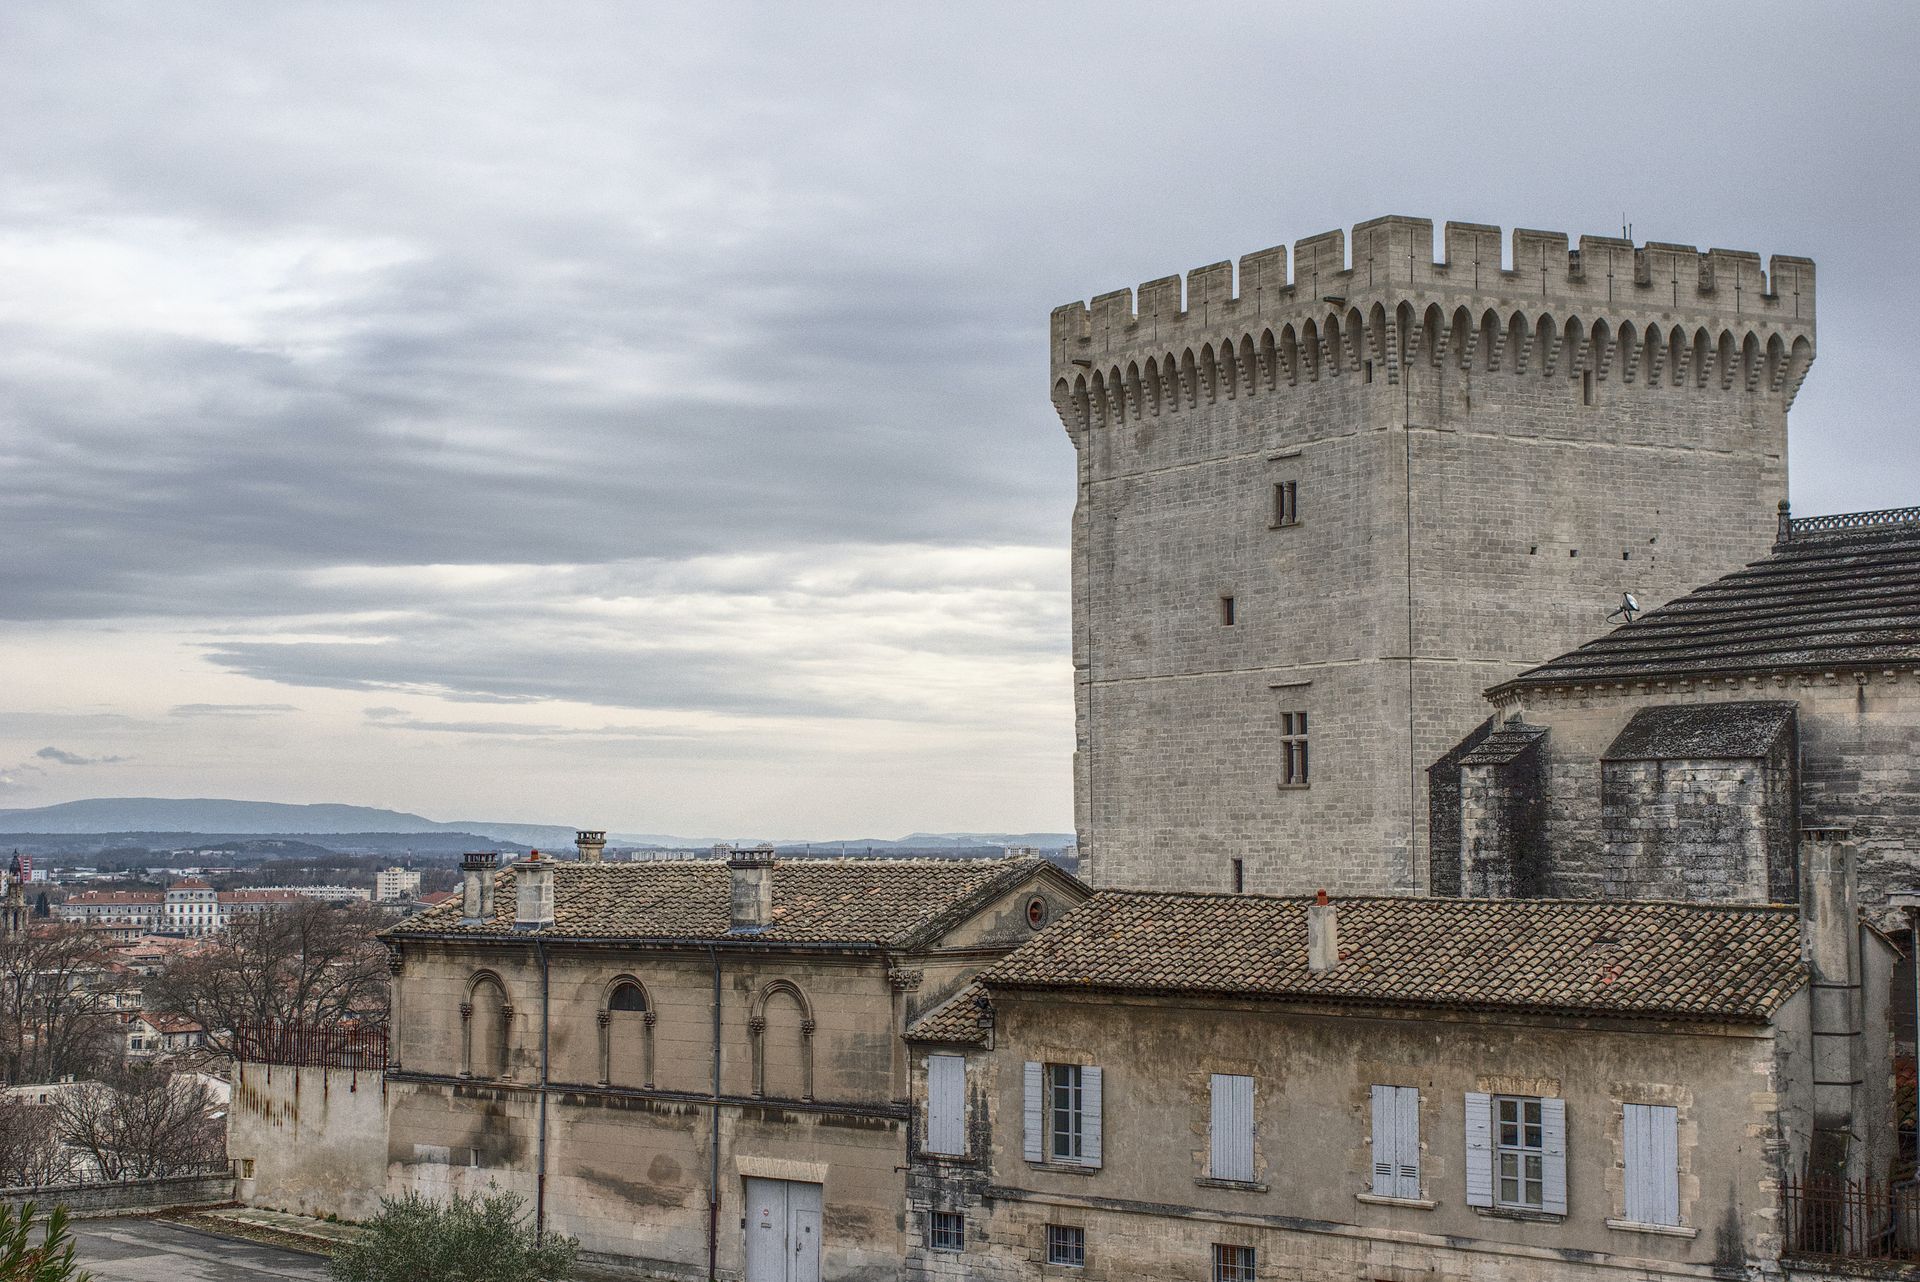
[1605,592,1640,625]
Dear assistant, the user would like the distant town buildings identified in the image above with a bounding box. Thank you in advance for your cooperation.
[56,880,368,939]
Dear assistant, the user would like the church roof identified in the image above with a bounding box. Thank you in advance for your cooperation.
[1495,507,1920,693]
[981,891,1805,1024]
[1603,701,1796,761]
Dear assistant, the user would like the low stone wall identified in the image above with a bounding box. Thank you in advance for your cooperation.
[0,1172,235,1217]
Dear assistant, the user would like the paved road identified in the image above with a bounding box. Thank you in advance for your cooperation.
[70,1218,330,1282]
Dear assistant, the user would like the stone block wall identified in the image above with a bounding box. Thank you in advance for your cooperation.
[1599,756,1791,902]
[1058,217,1807,896]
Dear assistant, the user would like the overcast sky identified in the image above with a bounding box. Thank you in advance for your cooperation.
[1,2,1915,838]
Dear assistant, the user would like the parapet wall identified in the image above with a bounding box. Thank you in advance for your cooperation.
[1051,216,1816,428]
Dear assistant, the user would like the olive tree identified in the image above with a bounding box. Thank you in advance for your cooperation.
[329,1190,575,1282]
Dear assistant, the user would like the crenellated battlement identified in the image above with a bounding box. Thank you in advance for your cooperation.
[1051,216,1817,432]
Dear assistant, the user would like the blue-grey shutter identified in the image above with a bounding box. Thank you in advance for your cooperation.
[1211,1074,1254,1182]
[1540,1096,1568,1215]
[1393,1087,1421,1200]
[1081,1066,1102,1168]
[926,1054,965,1156]
[1370,1085,1397,1196]
[1464,1091,1493,1207]
[1624,1103,1679,1225]
[1023,1062,1043,1162]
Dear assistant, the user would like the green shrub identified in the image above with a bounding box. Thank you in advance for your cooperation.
[328,1189,576,1282]
[0,1202,91,1282]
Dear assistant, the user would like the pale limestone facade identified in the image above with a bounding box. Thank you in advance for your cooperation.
[910,988,1838,1282]
[1053,216,1815,894]
[369,859,1082,1281]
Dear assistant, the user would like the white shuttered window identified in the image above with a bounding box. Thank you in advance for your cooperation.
[1209,1074,1255,1182]
[1369,1085,1420,1199]
[1025,1061,1102,1168]
[1465,1092,1567,1215]
[925,1054,965,1156]
[1623,1103,1680,1226]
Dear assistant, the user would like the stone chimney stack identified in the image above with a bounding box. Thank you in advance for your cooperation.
[1800,826,1864,1180]
[460,852,499,923]
[1307,888,1339,973]
[724,843,777,930]
[575,830,607,863]
[515,850,555,930]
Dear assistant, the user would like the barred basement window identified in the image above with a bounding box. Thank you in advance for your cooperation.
[1280,712,1309,786]
[1272,480,1299,528]
[928,1211,964,1253]
[1046,1225,1085,1267]
[1213,1244,1256,1282]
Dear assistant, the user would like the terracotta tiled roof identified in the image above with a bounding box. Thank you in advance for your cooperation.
[982,892,1806,1023]
[388,856,1068,948]
[1496,518,1920,692]
[906,982,990,1046]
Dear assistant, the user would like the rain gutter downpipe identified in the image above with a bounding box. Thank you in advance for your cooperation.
[536,939,551,1241]
[708,942,722,1282]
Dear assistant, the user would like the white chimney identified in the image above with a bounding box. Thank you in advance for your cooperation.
[725,843,776,930]
[514,851,555,929]
[460,852,499,922]
[1307,888,1339,973]
[575,829,607,863]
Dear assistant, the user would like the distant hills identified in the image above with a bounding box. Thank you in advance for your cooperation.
[0,797,1073,853]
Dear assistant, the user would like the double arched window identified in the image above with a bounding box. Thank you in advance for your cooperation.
[462,972,511,1078]
[598,977,655,1087]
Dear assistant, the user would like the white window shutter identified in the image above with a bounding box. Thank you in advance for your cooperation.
[926,1055,965,1156]
[1370,1086,1397,1196]
[1624,1103,1679,1225]
[1081,1066,1103,1167]
[1023,1062,1043,1163]
[1464,1091,1493,1207]
[1211,1074,1254,1182]
[1540,1096,1568,1215]
[1394,1087,1421,1200]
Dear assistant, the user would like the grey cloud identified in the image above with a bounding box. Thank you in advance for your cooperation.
[169,703,299,718]
[34,747,129,766]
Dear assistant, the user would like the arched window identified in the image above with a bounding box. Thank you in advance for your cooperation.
[750,981,814,1101]
[463,972,511,1079]
[599,977,654,1088]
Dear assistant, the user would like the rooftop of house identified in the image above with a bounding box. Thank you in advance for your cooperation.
[388,855,1071,949]
[979,891,1806,1024]
[1495,504,1920,693]
[906,981,990,1047]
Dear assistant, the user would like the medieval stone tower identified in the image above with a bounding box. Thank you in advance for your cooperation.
[1052,215,1815,893]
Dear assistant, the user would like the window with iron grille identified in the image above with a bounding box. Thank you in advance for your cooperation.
[928,1211,964,1253]
[1213,1244,1256,1282]
[1046,1224,1085,1267]
[1280,711,1309,785]
[1496,1096,1546,1209]
[1272,480,1298,527]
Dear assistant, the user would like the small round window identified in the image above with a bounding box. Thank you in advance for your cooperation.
[1025,896,1048,930]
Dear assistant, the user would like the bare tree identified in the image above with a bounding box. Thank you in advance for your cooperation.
[0,924,124,1085]
[145,901,389,1055]
[0,1099,76,1188]
[52,1066,222,1181]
